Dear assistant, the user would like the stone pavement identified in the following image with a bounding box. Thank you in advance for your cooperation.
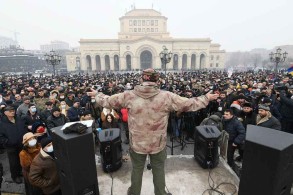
[1,135,239,195]
[1,133,292,195]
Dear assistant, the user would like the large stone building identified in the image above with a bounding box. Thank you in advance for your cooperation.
[66,8,225,72]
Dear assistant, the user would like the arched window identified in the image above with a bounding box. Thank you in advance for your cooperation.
[105,55,110,71]
[114,55,119,71]
[86,55,92,71]
[173,54,178,70]
[126,55,132,71]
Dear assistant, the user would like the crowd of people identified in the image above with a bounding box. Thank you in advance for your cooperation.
[0,69,292,195]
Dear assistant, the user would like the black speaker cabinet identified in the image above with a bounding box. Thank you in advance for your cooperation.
[99,128,122,172]
[194,125,221,169]
[51,125,99,195]
[239,125,293,195]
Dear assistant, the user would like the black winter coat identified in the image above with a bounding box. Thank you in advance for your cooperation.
[239,111,257,130]
[257,115,281,130]
[46,114,70,132]
[0,116,27,148]
[222,116,246,145]
[280,93,293,121]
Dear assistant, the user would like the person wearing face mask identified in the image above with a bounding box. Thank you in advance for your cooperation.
[23,104,41,132]
[59,101,69,117]
[19,132,42,195]
[29,137,61,195]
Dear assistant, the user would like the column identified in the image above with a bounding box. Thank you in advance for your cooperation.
[110,56,115,71]
[81,56,87,71]
[187,55,191,70]
[101,56,105,71]
[178,55,182,71]
[120,57,126,70]
[196,55,201,70]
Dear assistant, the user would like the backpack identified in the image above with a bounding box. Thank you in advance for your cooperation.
[201,117,223,131]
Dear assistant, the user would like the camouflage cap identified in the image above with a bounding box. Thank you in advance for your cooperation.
[142,68,159,82]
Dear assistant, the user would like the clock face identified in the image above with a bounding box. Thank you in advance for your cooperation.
[126,46,130,50]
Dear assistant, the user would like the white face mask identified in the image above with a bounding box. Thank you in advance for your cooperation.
[28,139,37,147]
[46,145,53,153]
[60,96,64,99]
[31,107,37,113]
[91,99,95,103]
[61,105,66,109]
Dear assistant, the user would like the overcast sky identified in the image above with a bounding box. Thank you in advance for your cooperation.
[0,0,292,52]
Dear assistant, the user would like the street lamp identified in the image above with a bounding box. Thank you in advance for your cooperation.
[44,50,62,76]
[160,45,172,76]
[269,48,288,74]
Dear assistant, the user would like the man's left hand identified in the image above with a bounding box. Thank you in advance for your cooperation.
[87,88,98,97]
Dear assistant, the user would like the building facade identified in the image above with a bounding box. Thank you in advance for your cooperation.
[66,9,225,72]
[40,41,70,52]
[0,36,17,49]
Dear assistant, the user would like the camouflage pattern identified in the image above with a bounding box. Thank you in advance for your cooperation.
[95,82,209,154]
[34,97,49,111]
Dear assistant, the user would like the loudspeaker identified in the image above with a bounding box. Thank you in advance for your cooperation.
[194,125,221,169]
[99,128,122,173]
[51,125,99,195]
[239,125,293,195]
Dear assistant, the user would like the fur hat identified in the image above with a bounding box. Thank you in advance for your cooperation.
[258,104,270,111]
[142,68,159,82]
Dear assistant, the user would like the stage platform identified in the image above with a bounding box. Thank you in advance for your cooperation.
[1,153,239,195]
[95,154,239,195]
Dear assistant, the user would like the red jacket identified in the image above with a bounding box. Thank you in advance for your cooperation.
[121,108,128,122]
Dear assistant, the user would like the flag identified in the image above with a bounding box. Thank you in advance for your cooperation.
[288,64,293,74]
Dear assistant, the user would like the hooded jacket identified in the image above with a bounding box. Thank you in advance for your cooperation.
[95,82,209,154]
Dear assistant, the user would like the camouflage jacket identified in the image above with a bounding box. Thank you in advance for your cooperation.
[95,82,209,154]
[34,97,49,111]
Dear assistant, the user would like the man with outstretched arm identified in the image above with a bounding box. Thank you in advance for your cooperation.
[87,68,219,195]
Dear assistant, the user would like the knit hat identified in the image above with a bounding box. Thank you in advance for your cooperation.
[82,110,92,116]
[32,122,46,134]
[40,137,52,149]
[243,102,252,108]
[23,96,30,101]
[51,107,60,113]
[258,104,270,111]
[22,132,36,144]
[142,68,159,82]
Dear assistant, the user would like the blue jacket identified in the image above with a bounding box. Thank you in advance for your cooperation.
[67,107,81,122]
[223,116,246,145]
